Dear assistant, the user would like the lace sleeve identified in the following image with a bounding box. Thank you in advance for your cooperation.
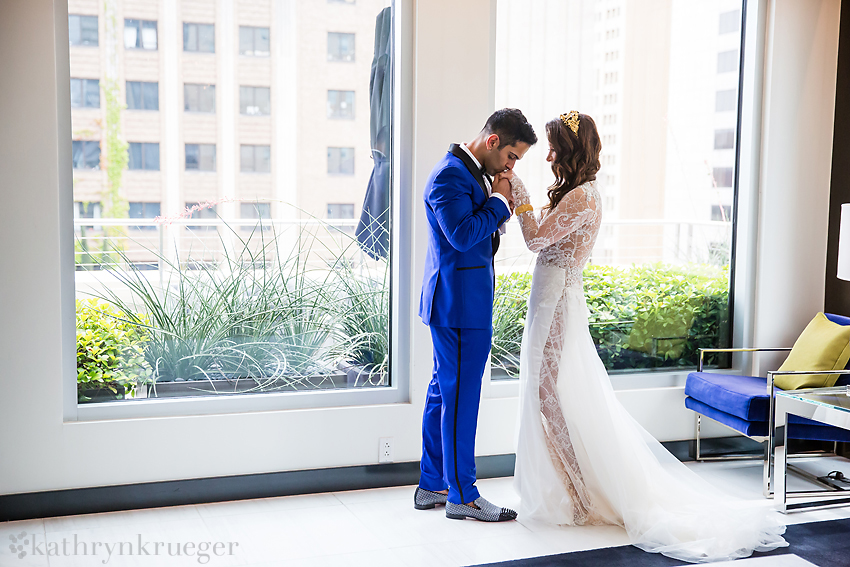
[510,176,599,253]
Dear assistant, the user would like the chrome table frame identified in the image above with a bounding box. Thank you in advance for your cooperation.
[693,348,848,497]
[774,387,850,513]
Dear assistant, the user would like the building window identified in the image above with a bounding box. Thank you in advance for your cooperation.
[714,129,735,150]
[185,202,217,230]
[75,201,101,219]
[719,10,740,35]
[327,90,355,120]
[240,86,271,116]
[69,15,98,47]
[127,81,159,110]
[715,89,737,112]
[712,167,734,187]
[241,202,271,221]
[239,26,270,56]
[328,32,355,62]
[711,204,732,222]
[70,78,100,108]
[327,147,355,174]
[128,142,160,171]
[240,145,271,173]
[185,144,216,171]
[183,23,215,53]
[129,202,161,230]
[327,203,355,219]
[184,84,216,113]
[72,140,101,170]
[124,19,157,50]
[717,50,738,74]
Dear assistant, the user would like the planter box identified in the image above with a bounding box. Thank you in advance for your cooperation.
[78,383,126,403]
[148,372,349,398]
[338,362,387,387]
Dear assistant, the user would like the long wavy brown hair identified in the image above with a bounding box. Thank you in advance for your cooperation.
[543,113,602,211]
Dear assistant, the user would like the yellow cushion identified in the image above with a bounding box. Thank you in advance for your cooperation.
[775,312,850,390]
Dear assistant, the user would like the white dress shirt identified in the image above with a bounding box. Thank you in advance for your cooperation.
[461,143,510,233]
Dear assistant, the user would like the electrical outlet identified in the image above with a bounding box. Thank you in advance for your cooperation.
[379,437,394,463]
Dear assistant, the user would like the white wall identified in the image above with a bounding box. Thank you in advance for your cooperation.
[0,0,842,496]
[751,0,841,372]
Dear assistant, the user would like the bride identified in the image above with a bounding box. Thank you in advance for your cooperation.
[497,111,787,563]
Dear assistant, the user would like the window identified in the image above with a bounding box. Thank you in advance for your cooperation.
[327,147,355,174]
[327,203,355,219]
[715,89,737,112]
[714,129,735,150]
[72,0,395,405]
[74,201,101,219]
[185,202,217,230]
[712,167,734,187]
[184,84,216,113]
[495,0,742,379]
[241,202,271,221]
[327,90,355,119]
[70,78,100,108]
[240,145,271,173]
[717,50,738,73]
[240,86,271,116]
[185,144,216,171]
[239,26,270,56]
[328,32,355,62]
[72,140,100,170]
[128,143,160,171]
[69,15,98,47]
[129,202,161,230]
[719,10,740,35]
[124,19,157,50]
[711,204,732,222]
[183,23,215,53]
[127,81,159,110]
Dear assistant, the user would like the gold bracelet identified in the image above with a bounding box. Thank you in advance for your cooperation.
[514,204,533,215]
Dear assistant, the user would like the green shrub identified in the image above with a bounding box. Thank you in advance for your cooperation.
[76,299,152,401]
[492,263,730,374]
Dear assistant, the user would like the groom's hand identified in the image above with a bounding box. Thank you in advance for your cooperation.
[492,176,514,213]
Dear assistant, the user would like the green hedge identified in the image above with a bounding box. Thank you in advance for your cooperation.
[492,263,730,376]
[76,299,152,401]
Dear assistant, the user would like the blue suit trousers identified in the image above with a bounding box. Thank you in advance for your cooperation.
[420,325,492,504]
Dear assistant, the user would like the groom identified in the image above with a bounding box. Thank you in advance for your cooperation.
[416,109,537,521]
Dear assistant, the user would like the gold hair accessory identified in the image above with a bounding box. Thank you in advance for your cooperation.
[514,204,533,215]
[560,111,580,135]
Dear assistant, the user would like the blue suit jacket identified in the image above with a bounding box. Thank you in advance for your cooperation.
[419,145,510,329]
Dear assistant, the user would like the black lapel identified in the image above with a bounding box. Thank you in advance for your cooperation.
[448,144,488,199]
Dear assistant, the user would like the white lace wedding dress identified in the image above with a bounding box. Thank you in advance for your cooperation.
[509,175,787,563]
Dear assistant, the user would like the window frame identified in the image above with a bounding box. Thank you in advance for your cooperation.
[240,144,271,173]
[124,19,158,51]
[69,14,98,47]
[183,22,215,53]
[327,32,356,62]
[70,78,100,109]
[71,140,101,170]
[185,143,217,172]
[327,89,356,120]
[126,81,159,111]
[239,26,270,57]
[327,146,355,175]
[66,1,412,421]
[239,86,271,116]
[128,142,160,171]
[184,83,216,113]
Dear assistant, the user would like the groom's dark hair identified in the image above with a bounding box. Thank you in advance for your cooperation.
[482,108,538,149]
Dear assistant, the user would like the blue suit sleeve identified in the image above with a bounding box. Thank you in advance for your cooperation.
[426,167,511,252]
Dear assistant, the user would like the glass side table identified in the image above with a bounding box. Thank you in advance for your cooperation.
[774,386,850,512]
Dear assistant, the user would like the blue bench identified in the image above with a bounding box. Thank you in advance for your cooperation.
[684,313,850,496]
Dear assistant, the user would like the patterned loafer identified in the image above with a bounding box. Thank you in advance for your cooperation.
[445,497,517,522]
[414,486,448,510]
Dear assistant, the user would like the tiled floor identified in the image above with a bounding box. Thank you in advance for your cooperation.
[2,457,850,567]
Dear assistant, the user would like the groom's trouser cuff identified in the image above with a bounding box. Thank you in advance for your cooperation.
[420,325,491,505]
